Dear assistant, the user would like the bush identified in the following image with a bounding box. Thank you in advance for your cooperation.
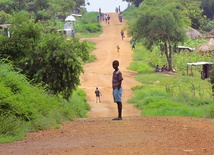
[0,61,90,142]
[80,23,102,33]
[202,20,214,32]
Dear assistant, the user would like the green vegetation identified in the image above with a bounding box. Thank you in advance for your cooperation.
[75,12,103,35]
[127,39,214,118]
[123,2,214,119]
[0,0,102,143]
[0,60,90,142]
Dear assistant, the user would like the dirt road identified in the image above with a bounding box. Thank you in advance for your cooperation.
[1,13,214,155]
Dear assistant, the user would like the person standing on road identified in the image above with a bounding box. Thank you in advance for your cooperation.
[107,15,110,24]
[120,30,125,40]
[95,87,102,103]
[112,60,123,120]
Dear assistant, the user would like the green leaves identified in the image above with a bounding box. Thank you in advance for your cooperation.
[0,13,90,99]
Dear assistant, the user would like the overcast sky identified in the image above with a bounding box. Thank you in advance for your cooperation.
[85,0,128,13]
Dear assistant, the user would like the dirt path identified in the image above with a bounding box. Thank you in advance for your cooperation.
[1,13,214,155]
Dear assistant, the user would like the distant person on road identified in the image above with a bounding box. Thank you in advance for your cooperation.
[131,40,135,49]
[120,30,125,40]
[119,13,123,22]
[112,60,123,120]
[105,14,108,23]
[116,45,120,52]
[107,15,110,24]
[95,87,102,103]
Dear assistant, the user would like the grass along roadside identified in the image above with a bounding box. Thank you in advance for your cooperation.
[127,40,214,118]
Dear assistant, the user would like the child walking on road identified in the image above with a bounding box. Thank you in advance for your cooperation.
[112,60,123,120]
[95,87,102,103]
[120,30,125,40]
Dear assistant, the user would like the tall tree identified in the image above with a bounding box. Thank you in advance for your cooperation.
[128,0,189,71]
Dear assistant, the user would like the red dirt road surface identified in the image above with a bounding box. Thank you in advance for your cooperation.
[1,13,214,155]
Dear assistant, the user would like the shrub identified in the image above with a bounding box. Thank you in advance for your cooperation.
[0,61,90,142]
[81,23,102,33]
[202,20,214,32]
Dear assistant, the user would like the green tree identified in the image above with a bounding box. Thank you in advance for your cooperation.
[26,34,89,100]
[0,0,76,22]
[0,11,12,24]
[176,0,205,29]
[0,11,89,100]
[128,0,189,71]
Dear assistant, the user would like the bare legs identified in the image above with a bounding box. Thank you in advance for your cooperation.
[112,102,122,120]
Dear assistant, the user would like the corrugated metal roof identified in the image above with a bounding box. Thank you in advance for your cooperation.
[187,62,213,66]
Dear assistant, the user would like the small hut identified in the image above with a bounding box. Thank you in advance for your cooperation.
[199,38,214,55]
[0,24,11,37]
[187,62,213,79]
[186,27,202,39]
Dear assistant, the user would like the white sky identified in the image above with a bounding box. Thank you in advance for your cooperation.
[85,0,128,13]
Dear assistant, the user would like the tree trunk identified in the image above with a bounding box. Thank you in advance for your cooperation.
[168,45,173,71]
[164,41,172,71]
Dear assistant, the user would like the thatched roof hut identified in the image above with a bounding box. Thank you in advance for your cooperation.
[186,27,202,39]
[199,38,214,55]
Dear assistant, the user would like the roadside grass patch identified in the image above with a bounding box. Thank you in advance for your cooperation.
[127,38,214,119]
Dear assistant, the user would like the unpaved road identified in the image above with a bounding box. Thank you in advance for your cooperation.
[1,13,214,155]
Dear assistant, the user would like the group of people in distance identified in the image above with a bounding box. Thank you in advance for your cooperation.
[155,65,177,72]
[98,8,111,24]
[155,64,168,72]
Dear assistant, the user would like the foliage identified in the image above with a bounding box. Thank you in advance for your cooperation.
[80,23,102,33]
[76,12,102,33]
[127,37,214,118]
[27,34,89,99]
[0,0,76,22]
[148,38,210,71]
[0,11,12,24]
[0,11,90,100]
[128,0,189,71]
[0,60,90,142]
[201,20,214,32]
[122,5,137,20]
[176,0,205,29]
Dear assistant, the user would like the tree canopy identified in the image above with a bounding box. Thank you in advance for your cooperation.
[0,0,78,22]
[0,11,89,100]
[128,0,189,71]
